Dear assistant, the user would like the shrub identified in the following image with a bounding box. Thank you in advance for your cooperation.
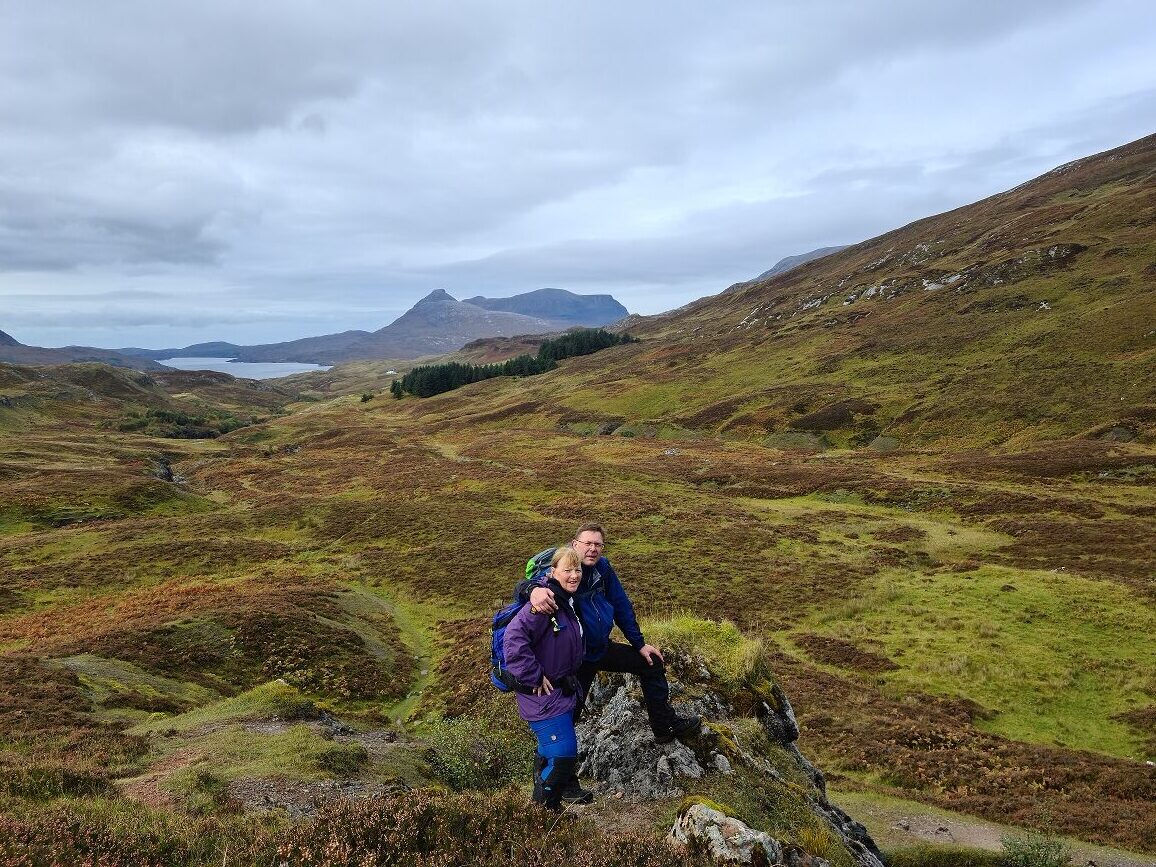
[276,788,701,867]
[0,758,113,800]
[1000,831,1071,867]
[165,766,238,815]
[315,741,370,776]
[423,715,536,791]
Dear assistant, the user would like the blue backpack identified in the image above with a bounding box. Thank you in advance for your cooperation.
[489,548,562,694]
[489,599,535,694]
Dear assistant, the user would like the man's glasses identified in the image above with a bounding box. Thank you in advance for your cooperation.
[574,540,605,550]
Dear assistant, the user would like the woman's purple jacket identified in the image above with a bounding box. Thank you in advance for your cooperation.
[502,595,584,722]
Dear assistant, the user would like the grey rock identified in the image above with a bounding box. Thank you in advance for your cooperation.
[671,804,784,865]
[712,753,734,774]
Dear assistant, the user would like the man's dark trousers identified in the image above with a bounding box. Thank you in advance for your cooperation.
[575,641,670,726]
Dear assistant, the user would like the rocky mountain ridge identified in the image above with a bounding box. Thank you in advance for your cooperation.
[463,286,628,325]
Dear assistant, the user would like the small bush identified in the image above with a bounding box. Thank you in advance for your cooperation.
[165,766,237,815]
[1000,831,1071,867]
[276,788,699,867]
[315,741,369,776]
[423,715,536,791]
[0,758,113,800]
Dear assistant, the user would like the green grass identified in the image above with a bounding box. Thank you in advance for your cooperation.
[645,615,765,687]
[53,654,219,721]
[801,565,1156,758]
[130,682,316,735]
[162,726,370,782]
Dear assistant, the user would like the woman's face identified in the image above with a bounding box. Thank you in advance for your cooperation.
[552,560,582,593]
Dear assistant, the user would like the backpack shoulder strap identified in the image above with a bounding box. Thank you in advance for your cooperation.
[524,547,557,581]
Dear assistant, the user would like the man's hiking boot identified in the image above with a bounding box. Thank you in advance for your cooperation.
[653,712,702,744]
[561,777,594,805]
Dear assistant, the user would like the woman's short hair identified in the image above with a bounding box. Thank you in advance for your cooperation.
[551,545,581,570]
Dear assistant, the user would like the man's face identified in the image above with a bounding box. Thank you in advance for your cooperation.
[572,531,605,566]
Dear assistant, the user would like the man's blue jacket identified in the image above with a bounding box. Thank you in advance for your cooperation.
[517,555,645,663]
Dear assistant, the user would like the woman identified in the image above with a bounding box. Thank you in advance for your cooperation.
[502,545,585,811]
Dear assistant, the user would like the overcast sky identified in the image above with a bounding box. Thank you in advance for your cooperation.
[2,0,1154,349]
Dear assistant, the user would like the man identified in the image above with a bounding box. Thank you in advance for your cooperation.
[518,522,702,802]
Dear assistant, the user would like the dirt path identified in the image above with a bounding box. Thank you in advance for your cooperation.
[831,788,1156,867]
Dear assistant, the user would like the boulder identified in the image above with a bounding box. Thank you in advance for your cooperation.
[671,803,785,865]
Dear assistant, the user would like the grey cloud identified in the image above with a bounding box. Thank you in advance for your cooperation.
[1,1,1154,345]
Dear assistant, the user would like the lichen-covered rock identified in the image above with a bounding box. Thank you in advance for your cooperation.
[578,681,709,800]
[671,803,785,865]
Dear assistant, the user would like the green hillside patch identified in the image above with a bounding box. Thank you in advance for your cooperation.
[54,654,219,722]
[802,565,1156,758]
[131,682,317,735]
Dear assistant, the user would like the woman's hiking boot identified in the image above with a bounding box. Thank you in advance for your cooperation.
[561,776,594,805]
[539,756,578,812]
[531,754,548,805]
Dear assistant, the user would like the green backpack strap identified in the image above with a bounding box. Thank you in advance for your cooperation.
[525,547,557,581]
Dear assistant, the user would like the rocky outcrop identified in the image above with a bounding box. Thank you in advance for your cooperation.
[575,646,884,867]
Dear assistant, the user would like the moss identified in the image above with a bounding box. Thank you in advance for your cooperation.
[885,844,1004,867]
[678,794,740,817]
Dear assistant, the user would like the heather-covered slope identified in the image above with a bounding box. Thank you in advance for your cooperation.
[569,133,1156,450]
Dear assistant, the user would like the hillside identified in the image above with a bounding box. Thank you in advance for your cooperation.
[601,133,1156,450]
[0,341,170,371]
[0,329,20,347]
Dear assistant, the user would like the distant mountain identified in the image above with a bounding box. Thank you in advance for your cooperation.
[461,288,628,327]
[119,341,246,360]
[34,289,630,369]
[754,246,848,281]
[324,290,561,362]
[231,331,373,363]
[0,339,169,370]
[721,246,849,295]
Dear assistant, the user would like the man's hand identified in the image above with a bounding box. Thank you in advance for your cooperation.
[639,644,664,665]
[529,586,558,615]
[535,676,555,696]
